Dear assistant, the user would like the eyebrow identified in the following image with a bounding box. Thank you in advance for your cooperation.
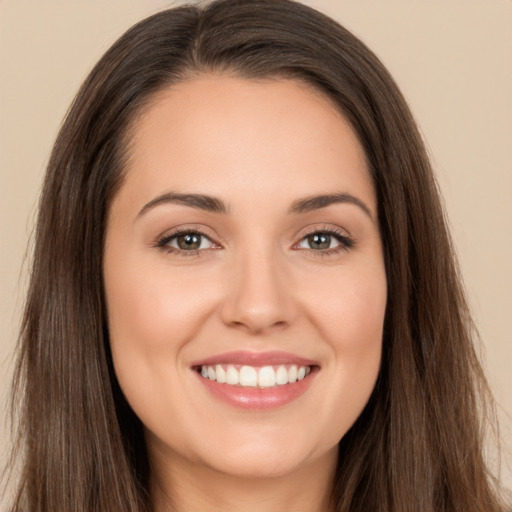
[137,191,373,219]
[288,193,373,219]
[138,192,229,217]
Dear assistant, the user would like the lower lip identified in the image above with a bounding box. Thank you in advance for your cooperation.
[195,370,317,410]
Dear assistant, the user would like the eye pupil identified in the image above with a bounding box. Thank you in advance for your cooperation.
[308,233,331,250]
[177,233,201,250]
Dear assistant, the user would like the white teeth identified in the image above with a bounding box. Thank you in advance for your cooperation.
[258,366,276,388]
[226,365,239,385]
[276,365,288,385]
[199,363,312,388]
[239,366,258,387]
[216,364,226,383]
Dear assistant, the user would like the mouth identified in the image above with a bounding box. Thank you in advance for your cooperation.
[194,363,313,388]
[191,351,318,409]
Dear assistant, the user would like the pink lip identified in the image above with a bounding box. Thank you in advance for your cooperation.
[191,351,319,410]
[191,350,317,368]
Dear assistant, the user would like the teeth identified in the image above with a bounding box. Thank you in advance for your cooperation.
[216,364,226,383]
[226,365,239,385]
[239,366,258,386]
[258,366,276,388]
[199,363,312,388]
[276,365,288,385]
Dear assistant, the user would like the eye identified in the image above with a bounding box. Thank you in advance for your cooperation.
[157,230,216,252]
[296,230,354,252]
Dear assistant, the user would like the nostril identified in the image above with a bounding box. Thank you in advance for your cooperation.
[228,318,288,334]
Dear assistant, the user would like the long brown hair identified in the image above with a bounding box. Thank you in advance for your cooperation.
[8,0,507,510]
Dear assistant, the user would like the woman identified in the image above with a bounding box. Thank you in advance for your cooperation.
[7,0,508,510]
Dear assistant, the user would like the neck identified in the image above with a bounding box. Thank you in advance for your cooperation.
[150,449,338,512]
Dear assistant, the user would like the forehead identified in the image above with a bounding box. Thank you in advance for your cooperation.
[118,75,375,215]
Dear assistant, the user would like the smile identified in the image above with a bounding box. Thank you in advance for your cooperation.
[198,364,312,388]
[191,351,318,410]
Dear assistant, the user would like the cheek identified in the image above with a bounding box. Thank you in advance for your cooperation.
[103,254,227,410]
[103,259,216,438]
[105,259,216,352]
[304,261,387,353]
[103,256,186,382]
[299,261,386,432]
[330,271,386,381]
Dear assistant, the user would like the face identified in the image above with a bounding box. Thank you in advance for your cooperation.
[103,76,387,481]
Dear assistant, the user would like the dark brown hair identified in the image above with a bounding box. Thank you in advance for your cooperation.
[8,0,508,510]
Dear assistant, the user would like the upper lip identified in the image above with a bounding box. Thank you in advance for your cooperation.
[191,350,318,368]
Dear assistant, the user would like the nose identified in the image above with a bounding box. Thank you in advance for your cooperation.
[220,247,296,335]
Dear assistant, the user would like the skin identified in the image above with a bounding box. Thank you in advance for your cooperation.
[103,75,387,512]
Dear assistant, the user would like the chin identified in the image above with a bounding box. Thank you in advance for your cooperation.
[195,431,336,480]
[204,450,313,480]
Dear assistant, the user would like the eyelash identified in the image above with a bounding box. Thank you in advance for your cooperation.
[297,227,355,257]
[155,227,355,257]
[155,229,217,258]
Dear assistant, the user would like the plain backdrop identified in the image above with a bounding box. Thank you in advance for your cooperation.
[1,0,511,499]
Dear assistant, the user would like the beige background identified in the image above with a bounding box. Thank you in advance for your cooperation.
[1,0,511,500]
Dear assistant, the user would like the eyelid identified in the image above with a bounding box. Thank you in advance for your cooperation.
[155,225,223,253]
[154,223,355,256]
[292,225,355,253]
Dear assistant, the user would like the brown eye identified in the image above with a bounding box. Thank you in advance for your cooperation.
[176,233,203,250]
[299,232,341,251]
[296,230,354,253]
[159,231,215,252]
[306,233,333,250]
